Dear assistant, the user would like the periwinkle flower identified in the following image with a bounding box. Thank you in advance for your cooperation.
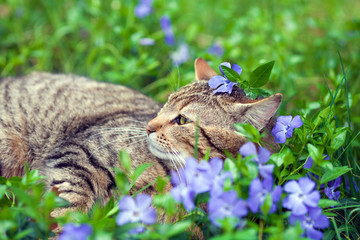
[170,157,233,210]
[324,177,341,201]
[59,223,92,240]
[170,43,189,66]
[160,16,175,46]
[134,0,153,18]
[207,43,224,57]
[247,178,282,214]
[272,115,303,144]
[282,177,320,216]
[208,62,241,94]
[239,142,274,179]
[289,207,329,240]
[208,190,248,227]
[116,194,157,234]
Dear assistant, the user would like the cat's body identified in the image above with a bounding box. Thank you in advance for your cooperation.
[0,58,281,213]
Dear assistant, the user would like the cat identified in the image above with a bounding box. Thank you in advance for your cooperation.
[0,58,281,214]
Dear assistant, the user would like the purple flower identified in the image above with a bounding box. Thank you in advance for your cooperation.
[206,157,233,197]
[117,194,157,234]
[170,43,189,66]
[239,142,274,179]
[282,177,320,216]
[208,190,248,227]
[160,16,175,46]
[272,115,303,144]
[304,154,330,169]
[139,38,155,46]
[134,0,153,18]
[207,43,224,57]
[59,223,92,240]
[324,177,341,201]
[289,207,329,240]
[247,178,282,214]
[208,62,241,94]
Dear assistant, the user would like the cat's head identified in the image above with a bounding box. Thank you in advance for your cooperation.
[146,58,282,168]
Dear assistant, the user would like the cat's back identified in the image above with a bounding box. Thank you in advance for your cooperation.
[0,72,161,178]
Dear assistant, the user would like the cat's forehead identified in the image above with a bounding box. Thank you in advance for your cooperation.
[165,81,249,109]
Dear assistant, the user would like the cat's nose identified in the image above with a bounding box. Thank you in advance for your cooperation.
[146,124,156,135]
[146,119,163,135]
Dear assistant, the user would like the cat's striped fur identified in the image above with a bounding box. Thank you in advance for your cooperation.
[0,58,281,213]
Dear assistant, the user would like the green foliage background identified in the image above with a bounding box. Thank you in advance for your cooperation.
[1,0,359,113]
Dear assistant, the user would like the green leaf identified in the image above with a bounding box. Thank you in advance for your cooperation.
[307,143,323,165]
[260,194,272,216]
[270,148,295,167]
[166,221,192,237]
[119,150,131,173]
[224,158,239,181]
[320,166,352,184]
[318,199,340,208]
[234,123,261,143]
[331,128,347,150]
[249,61,275,88]
[220,65,241,82]
[130,163,152,182]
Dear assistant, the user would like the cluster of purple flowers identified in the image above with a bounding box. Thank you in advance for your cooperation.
[170,157,248,227]
[283,177,329,239]
[208,62,241,94]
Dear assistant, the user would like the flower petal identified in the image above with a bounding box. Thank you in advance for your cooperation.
[231,63,242,75]
[239,142,258,159]
[116,210,135,225]
[290,115,303,128]
[258,147,271,164]
[118,196,136,211]
[304,156,313,169]
[303,191,320,207]
[135,194,152,211]
[306,227,323,240]
[141,208,157,225]
[213,83,229,93]
[226,81,237,94]
[298,178,316,193]
[284,180,302,194]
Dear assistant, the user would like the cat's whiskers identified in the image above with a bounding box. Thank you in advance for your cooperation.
[168,143,185,167]
[165,148,179,174]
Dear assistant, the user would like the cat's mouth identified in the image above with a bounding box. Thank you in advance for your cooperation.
[147,133,185,167]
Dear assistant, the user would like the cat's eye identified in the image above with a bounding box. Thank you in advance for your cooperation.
[174,115,192,125]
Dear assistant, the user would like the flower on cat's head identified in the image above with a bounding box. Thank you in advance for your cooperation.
[160,16,175,46]
[116,194,157,234]
[134,0,153,18]
[59,223,92,240]
[272,115,303,144]
[208,62,241,94]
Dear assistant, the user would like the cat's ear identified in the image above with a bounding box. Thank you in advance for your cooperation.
[236,93,282,130]
[194,58,218,81]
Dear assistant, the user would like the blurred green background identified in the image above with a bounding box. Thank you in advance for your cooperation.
[1,0,359,119]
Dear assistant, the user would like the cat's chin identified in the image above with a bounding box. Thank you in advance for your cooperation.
[147,134,186,168]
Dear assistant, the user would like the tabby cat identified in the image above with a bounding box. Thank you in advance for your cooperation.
[0,58,281,213]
